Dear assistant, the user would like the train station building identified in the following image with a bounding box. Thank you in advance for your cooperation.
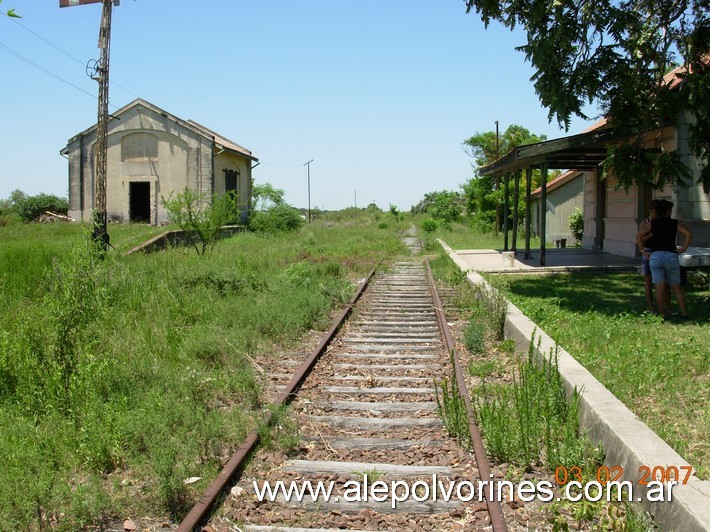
[62,98,257,225]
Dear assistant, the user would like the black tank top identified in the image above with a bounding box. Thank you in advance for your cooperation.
[650,217,678,252]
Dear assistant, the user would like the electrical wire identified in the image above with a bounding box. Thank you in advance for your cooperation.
[0,40,98,101]
[3,12,141,98]
[258,160,306,169]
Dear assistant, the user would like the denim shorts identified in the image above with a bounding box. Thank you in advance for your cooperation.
[649,251,681,285]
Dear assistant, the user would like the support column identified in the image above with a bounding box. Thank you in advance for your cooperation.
[540,162,548,266]
[503,173,510,251]
[512,170,520,252]
[524,167,532,259]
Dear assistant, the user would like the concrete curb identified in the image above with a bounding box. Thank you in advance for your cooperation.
[125,225,246,255]
[439,240,710,531]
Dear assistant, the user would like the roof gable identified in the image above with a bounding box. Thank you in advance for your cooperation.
[64,98,257,161]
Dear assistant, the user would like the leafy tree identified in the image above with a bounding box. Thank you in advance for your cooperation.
[252,182,285,211]
[161,188,239,255]
[249,182,303,234]
[462,125,548,230]
[411,190,465,224]
[464,0,710,191]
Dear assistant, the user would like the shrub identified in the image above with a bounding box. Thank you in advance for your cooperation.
[161,188,239,255]
[13,193,69,222]
[249,204,303,234]
[569,208,584,244]
[463,320,485,355]
[421,218,438,233]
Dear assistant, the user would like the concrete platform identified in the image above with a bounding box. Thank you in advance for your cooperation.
[440,240,710,532]
[451,245,640,273]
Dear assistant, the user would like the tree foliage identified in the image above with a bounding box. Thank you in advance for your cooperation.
[464,0,710,191]
[12,192,69,222]
[462,125,550,229]
[249,182,303,234]
[252,182,285,211]
[410,190,465,225]
[249,204,303,234]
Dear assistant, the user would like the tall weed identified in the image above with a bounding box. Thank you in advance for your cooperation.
[473,336,601,473]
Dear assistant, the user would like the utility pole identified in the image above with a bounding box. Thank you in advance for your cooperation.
[304,159,313,223]
[60,0,118,252]
[354,190,357,208]
[94,0,113,252]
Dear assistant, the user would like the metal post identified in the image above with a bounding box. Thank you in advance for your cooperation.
[503,173,510,251]
[494,121,500,236]
[304,159,313,223]
[512,170,520,252]
[540,162,548,266]
[524,167,532,259]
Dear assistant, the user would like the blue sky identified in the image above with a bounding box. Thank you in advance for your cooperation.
[1,1,597,211]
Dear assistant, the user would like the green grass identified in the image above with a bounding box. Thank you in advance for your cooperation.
[486,271,710,479]
[0,216,408,529]
[420,218,541,250]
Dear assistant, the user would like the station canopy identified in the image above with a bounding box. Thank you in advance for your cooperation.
[478,125,627,176]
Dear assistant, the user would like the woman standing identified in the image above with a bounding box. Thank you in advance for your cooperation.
[639,200,692,319]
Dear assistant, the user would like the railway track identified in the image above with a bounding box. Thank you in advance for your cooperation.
[181,235,508,531]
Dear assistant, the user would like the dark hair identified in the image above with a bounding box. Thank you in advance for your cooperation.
[649,199,662,211]
[649,199,674,217]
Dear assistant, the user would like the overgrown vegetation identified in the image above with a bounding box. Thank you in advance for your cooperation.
[249,203,303,233]
[417,218,541,251]
[487,271,709,479]
[410,190,464,227]
[430,252,653,530]
[0,214,406,529]
[473,337,599,472]
[434,355,472,449]
[0,189,69,222]
[249,183,304,234]
[161,187,240,255]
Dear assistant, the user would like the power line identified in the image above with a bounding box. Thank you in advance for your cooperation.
[258,160,306,169]
[0,40,98,101]
[2,12,140,98]
[4,12,86,66]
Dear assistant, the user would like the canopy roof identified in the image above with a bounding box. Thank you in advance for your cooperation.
[478,126,623,175]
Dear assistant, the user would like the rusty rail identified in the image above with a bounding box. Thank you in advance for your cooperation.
[425,258,509,532]
[177,266,377,531]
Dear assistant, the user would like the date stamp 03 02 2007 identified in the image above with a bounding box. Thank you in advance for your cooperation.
[554,465,694,486]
